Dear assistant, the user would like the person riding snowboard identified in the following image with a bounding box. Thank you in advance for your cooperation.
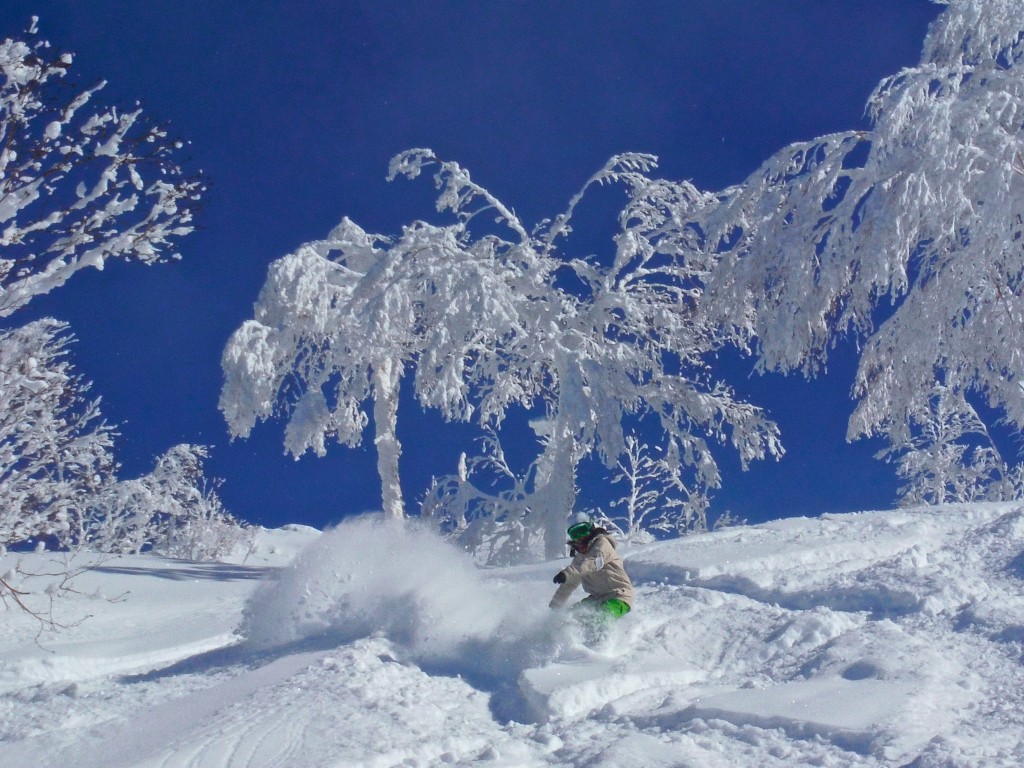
[549,520,634,618]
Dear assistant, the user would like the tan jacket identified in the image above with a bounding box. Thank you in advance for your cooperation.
[549,532,634,609]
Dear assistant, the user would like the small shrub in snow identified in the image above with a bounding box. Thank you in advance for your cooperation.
[82,444,251,561]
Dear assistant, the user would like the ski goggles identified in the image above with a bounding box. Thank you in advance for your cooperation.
[567,521,594,542]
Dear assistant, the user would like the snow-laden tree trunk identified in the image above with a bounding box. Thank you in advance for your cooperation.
[371,358,405,520]
[531,418,579,560]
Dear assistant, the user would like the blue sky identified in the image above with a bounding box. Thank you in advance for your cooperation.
[3,1,942,530]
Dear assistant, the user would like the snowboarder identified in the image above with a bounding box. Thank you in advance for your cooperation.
[549,520,634,618]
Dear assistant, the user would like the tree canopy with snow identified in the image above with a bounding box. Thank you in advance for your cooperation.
[692,0,1024,503]
[222,150,782,558]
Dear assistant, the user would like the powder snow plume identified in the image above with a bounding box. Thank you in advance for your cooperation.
[240,515,558,673]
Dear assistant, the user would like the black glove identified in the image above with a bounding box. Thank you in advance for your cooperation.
[553,571,566,584]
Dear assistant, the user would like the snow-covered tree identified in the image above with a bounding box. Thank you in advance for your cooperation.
[0,21,202,317]
[0,318,115,547]
[607,435,711,543]
[83,444,250,561]
[221,219,411,519]
[699,0,1024,501]
[392,150,782,559]
[879,384,1011,507]
[220,209,538,520]
[403,151,778,561]
[224,149,783,556]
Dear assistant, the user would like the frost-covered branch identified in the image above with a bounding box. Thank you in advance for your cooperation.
[389,148,531,242]
[0,25,203,317]
[543,152,659,249]
[0,553,126,643]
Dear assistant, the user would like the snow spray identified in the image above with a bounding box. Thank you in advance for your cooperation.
[239,516,557,675]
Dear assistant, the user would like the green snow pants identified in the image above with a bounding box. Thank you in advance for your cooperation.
[601,598,631,618]
[573,596,631,619]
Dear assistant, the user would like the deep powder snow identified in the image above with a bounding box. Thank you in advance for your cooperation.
[2,504,1024,766]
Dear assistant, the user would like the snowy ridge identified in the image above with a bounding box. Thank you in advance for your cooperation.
[2,505,1024,766]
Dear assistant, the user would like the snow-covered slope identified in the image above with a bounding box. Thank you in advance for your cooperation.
[2,505,1023,767]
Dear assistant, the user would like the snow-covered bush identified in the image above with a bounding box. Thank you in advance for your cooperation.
[0,318,115,547]
[421,437,549,566]
[83,444,251,561]
[880,385,1013,507]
